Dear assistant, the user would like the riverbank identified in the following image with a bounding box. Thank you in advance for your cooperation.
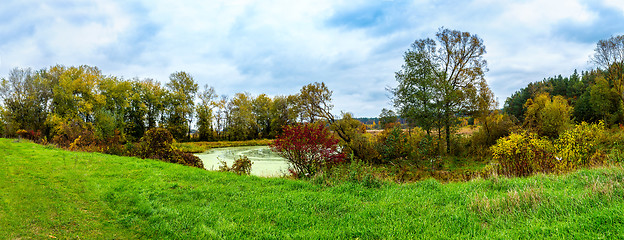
[174,139,273,153]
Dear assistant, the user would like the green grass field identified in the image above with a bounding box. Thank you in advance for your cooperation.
[2,138,624,239]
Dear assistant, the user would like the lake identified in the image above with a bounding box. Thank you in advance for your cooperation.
[195,146,290,177]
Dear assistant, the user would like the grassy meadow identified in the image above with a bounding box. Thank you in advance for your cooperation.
[2,138,624,239]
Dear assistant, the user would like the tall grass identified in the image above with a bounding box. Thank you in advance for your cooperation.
[1,138,623,239]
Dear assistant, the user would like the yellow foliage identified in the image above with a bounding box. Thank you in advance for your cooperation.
[492,122,606,177]
[554,121,605,171]
[491,131,556,177]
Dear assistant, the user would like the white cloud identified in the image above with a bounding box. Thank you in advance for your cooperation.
[0,0,622,116]
[603,0,624,15]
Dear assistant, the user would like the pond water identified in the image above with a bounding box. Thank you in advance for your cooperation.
[195,146,290,177]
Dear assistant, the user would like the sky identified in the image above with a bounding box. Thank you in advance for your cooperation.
[1,0,623,117]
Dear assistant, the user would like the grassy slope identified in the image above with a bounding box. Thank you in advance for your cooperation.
[1,138,624,239]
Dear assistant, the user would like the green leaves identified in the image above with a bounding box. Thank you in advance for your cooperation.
[392,27,490,153]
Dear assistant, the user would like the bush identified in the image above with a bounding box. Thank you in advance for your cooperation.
[376,127,411,163]
[330,113,378,163]
[470,113,516,156]
[554,121,606,170]
[138,128,175,159]
[271,123,345,178]
[138,128,204,169]
[219,156,253,175]
[50,120,100,151]
[409,133,440,169]
[491,131,557,177]
[16,129,43,142]
[347,133,380,163]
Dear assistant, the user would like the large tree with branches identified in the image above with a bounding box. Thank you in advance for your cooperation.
[393,27,490,153]
[592,35,624,103]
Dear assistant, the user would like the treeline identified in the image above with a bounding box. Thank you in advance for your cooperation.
[503,69,623,125]
[0,65,336,145]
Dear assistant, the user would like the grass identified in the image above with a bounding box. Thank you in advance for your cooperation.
[2,138,624,239]
[174,139,273,153]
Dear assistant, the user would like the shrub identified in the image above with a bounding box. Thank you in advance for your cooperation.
[219,156,253,175]
[410,133,440,169]
[554,121,606,171]
[16,129,43,142]
[271,123,345,178]
[330,113,377,162]
[138,128,175,159]
[50,120,100,150]
[176,151,204,169]
[470,113,516,156]
[347,133,380,163]
[491,131,557,177]
[375,127,411,163]
[138,128,204,169]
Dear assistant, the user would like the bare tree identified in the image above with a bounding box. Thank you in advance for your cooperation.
[592,35,624,102]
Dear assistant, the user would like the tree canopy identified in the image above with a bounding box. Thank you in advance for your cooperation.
[392,27,491,153]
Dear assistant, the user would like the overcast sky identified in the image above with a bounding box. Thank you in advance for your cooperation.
[1,0,623,117]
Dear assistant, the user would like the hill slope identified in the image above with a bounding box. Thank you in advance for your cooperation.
[1,138,623,239]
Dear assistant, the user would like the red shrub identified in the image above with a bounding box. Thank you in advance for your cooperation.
[17,129,42,142]
[271,123,345,178]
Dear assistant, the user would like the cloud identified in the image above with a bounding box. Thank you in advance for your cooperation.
[1,0,623,117]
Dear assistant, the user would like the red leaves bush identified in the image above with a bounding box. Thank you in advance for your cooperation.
[271,123,345,178]
[17,129,43,142]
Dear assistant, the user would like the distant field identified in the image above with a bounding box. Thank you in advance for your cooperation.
[2,138,624,239]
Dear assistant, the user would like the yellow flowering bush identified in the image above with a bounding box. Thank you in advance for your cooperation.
[491,131,556,177]
[554,121,605,171]
[492,122,606,177]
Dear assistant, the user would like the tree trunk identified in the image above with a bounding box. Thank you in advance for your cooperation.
[445,120,451,154]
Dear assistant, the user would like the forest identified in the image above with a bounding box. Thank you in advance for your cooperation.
[1,28,624,182]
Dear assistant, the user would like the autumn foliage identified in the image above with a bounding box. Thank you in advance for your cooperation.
[271,123,345,178]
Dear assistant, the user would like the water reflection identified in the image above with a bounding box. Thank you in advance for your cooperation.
[195,146,289,177]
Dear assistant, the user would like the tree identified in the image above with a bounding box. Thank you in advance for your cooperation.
[165,71,198,140]
[393,27,489,153]
[378,108,398,129]
[470,77,501,145]
[46,65,105,139]
[298,82,333,123]
[296,82,374,160]
[392,38,440,135]
[138,78,167,130]
[269,95,299,138]
[592,35,624,102]
[125,79,148,140]
[97,76,131,140]
[330,112,378,163]
[227,92,257,140]
[523,93,571,138]
[271,123,345,178]
[252,94,273,138]
[213,95,229,139]
[196,85,217,141]
[0,68,52,136]
[573,76,622,125]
